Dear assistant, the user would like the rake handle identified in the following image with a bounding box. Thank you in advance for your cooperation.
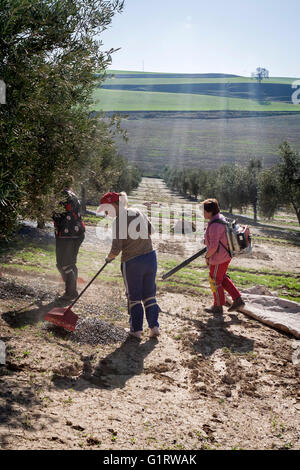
[69,261,109,309]
[162,247,207,280]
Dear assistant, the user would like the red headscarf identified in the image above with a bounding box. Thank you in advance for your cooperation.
[100,192,120,205]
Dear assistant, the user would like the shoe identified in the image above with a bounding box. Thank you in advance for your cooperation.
[57,291,79,302]
[128,330,143,339]
[227,296,245,312]
[204,305,223,314]
[149,326,160,338]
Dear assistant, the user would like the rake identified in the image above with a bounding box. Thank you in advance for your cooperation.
[44,261,110,332]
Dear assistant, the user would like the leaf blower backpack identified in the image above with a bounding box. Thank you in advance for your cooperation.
[210,218,252,258]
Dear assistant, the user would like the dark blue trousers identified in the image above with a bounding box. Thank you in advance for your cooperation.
[121,251,160,332]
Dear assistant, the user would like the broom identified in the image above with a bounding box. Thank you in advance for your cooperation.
[44,261,110,332]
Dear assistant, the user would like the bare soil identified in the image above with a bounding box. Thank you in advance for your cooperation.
[0,178,299,450]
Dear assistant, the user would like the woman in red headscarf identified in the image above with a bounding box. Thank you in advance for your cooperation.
[98,191,160,340]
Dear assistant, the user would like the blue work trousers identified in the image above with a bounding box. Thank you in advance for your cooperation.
[121,251,160,332]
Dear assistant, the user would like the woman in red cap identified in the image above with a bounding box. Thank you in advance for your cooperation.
[98,191,160,340]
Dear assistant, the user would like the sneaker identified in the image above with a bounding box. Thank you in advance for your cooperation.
[227,296,245,312]
[128,330,143,339]
[149,326,160,338]
[204,305,223,314]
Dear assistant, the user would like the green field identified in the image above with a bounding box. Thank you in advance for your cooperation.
[92,88,299,112]
[102,76,299,86]
[91,71,300,174]
[92,70,300,112]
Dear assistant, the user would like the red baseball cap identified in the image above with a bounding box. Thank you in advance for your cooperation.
[100,192,120,205]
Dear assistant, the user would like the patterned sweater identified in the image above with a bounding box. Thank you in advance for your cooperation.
[52,189,85,238]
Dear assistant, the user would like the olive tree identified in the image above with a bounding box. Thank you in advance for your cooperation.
[0,0,124,238]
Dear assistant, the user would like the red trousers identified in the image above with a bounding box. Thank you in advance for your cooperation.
[209,261,240,307]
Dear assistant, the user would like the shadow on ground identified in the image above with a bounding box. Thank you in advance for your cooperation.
[162,309,254,357]
[2,299,64,329]
[191,312,254,357]
[52,336,158,391]
[0,366,58,449]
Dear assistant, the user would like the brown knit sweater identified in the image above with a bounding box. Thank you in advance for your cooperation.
[109,208,154,263]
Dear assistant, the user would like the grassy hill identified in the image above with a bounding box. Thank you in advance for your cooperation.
[91,71,300,175]
[93,71,300,112]
[93,88,299,112]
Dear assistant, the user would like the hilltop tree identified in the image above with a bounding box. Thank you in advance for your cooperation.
[251,67,269,83]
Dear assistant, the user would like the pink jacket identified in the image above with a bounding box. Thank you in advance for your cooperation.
[204,213,232,266]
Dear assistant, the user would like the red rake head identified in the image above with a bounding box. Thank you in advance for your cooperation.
[44,306,78,332]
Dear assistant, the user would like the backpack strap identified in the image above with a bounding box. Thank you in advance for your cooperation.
[219,240,232,257]
[209,218,228,227]
[208,219,232,257]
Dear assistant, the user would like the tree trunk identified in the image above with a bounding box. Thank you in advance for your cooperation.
[37,218,45,229]
[81,184,87,214]
[253,201,257,222]
[291,202,300,226]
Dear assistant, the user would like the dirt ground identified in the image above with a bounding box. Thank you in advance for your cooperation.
[0,178,299,450]
[0,273,299,451]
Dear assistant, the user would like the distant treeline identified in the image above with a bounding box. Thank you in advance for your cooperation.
[163,141,300,225]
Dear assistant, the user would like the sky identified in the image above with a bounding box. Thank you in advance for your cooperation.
[100,0,300,77]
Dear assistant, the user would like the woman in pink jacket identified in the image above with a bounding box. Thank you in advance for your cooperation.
[202,198,245,314]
